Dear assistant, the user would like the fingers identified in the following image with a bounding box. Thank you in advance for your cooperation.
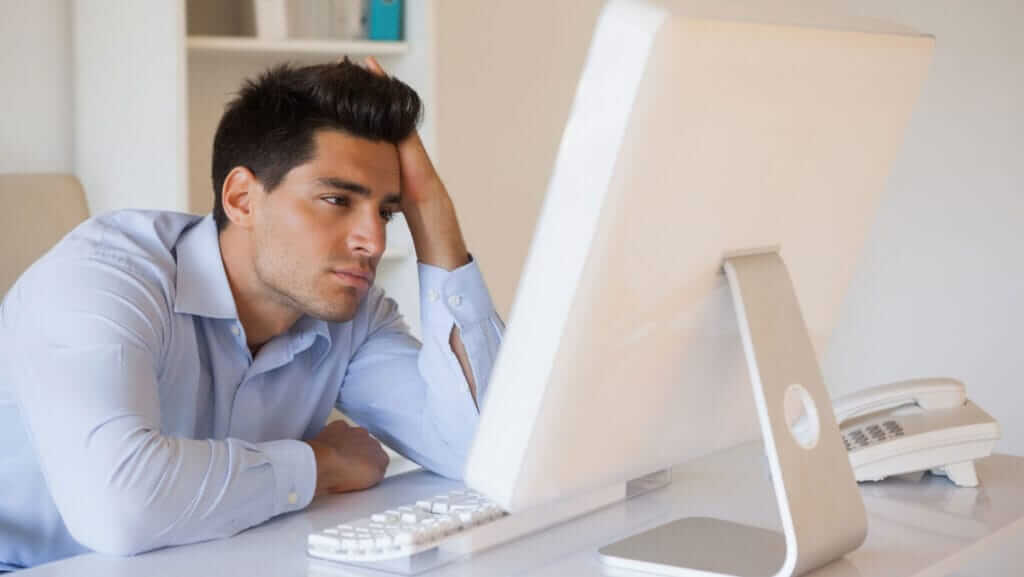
[323,419,353,434]
[364,56,386,77]
[359,56,427,156]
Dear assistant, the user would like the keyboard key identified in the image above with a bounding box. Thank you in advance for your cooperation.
[393,531,417,546]
[416,524,441,540]
[309,532,342,552]
[435,516,459,533]
[400,509,433,523]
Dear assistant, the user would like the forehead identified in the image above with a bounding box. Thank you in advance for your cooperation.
[308,129,400,186]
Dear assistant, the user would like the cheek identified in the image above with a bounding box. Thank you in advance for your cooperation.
[265,196,314,237]
[274,200,351,260]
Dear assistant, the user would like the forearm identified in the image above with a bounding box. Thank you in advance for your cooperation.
[402,182,477,394]
[46,421,313,555]
[403,191,470,272]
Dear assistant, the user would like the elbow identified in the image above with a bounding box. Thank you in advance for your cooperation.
[61,428,179,555]
[63,500,157,556]
[60,457,170,555]
[76,532,152,558]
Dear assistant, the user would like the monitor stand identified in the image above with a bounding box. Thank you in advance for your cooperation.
[600,250,867,577]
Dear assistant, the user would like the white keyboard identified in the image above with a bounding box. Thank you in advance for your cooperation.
[307,488,507,562]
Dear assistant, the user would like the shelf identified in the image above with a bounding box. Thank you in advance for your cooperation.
[187,36,408,57]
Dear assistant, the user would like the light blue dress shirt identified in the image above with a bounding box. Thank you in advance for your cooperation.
[0,211,503,570]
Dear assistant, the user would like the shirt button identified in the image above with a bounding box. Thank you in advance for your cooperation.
[427,289,440,302]
[231,325,241,336]
[288,492,298,505]
[448,295,462,307]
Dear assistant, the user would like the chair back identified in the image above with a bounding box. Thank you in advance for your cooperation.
[0,173,90,296]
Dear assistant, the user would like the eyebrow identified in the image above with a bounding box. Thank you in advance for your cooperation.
[316,177,401,204]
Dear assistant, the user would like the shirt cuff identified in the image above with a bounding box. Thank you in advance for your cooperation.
[418,257,497,332]
[259,439,316,516]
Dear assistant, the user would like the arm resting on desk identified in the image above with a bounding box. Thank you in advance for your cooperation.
[7,259,315,556]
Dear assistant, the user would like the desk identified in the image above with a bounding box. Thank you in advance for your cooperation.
[18,443,1024,577]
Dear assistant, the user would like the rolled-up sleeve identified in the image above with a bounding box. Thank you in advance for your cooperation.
[6,256,316,556]
[337,258,504,479]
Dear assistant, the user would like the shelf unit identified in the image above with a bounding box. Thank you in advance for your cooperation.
[187,36,408,57]
[73,0,436,337]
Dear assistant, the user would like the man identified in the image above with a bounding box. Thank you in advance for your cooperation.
[0,58,503,570]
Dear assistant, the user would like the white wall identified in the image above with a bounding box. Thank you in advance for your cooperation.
[0,0,72,173]
[821,0,1024,454]
[436,0,1024,455]
[74,0,187,215]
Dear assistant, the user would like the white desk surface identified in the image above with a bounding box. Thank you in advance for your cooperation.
[19,442,1024,577]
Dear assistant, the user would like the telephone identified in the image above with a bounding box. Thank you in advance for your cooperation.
[833,378,1001,487]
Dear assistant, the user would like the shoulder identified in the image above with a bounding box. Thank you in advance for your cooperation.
[60,210,201,270]
[3,211,201,348]
[30,209,201,294]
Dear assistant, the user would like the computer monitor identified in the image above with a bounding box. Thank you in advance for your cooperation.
[463,0,933,575]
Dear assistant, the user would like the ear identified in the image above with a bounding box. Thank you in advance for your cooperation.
[221,167,262,229]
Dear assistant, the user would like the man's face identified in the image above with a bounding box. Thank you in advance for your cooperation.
[249,129,402,322]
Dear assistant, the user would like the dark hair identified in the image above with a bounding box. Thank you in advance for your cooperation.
[211,58,422,230]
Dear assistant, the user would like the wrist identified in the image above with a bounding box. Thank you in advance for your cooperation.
[307,440,339,497]
[402,191,453,223]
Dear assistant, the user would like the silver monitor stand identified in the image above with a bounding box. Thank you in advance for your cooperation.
[600,250,867,577]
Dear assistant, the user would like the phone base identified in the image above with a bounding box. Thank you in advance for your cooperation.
[932,461,980,487]
[600,250,867,577]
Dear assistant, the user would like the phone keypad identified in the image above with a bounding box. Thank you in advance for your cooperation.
[843,420,905,452]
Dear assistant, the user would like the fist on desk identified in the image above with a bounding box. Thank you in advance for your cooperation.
[307,420,390,496]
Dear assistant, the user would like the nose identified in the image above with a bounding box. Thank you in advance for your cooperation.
[347,207,386,258]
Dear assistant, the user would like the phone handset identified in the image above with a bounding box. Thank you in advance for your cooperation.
[834,378,966,425]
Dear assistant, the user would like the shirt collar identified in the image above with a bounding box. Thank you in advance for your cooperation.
[173,215,333,348]
[290,315,333,351]
[173,214,239,319]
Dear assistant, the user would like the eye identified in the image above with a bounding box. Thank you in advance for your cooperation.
[323,195,350,207]
[380,208,396,223]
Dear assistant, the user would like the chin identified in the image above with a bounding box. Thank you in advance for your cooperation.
[305,296,362,323]
[310,305,359,323]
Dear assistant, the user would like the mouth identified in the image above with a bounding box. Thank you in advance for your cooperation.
[332,269,373,290]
